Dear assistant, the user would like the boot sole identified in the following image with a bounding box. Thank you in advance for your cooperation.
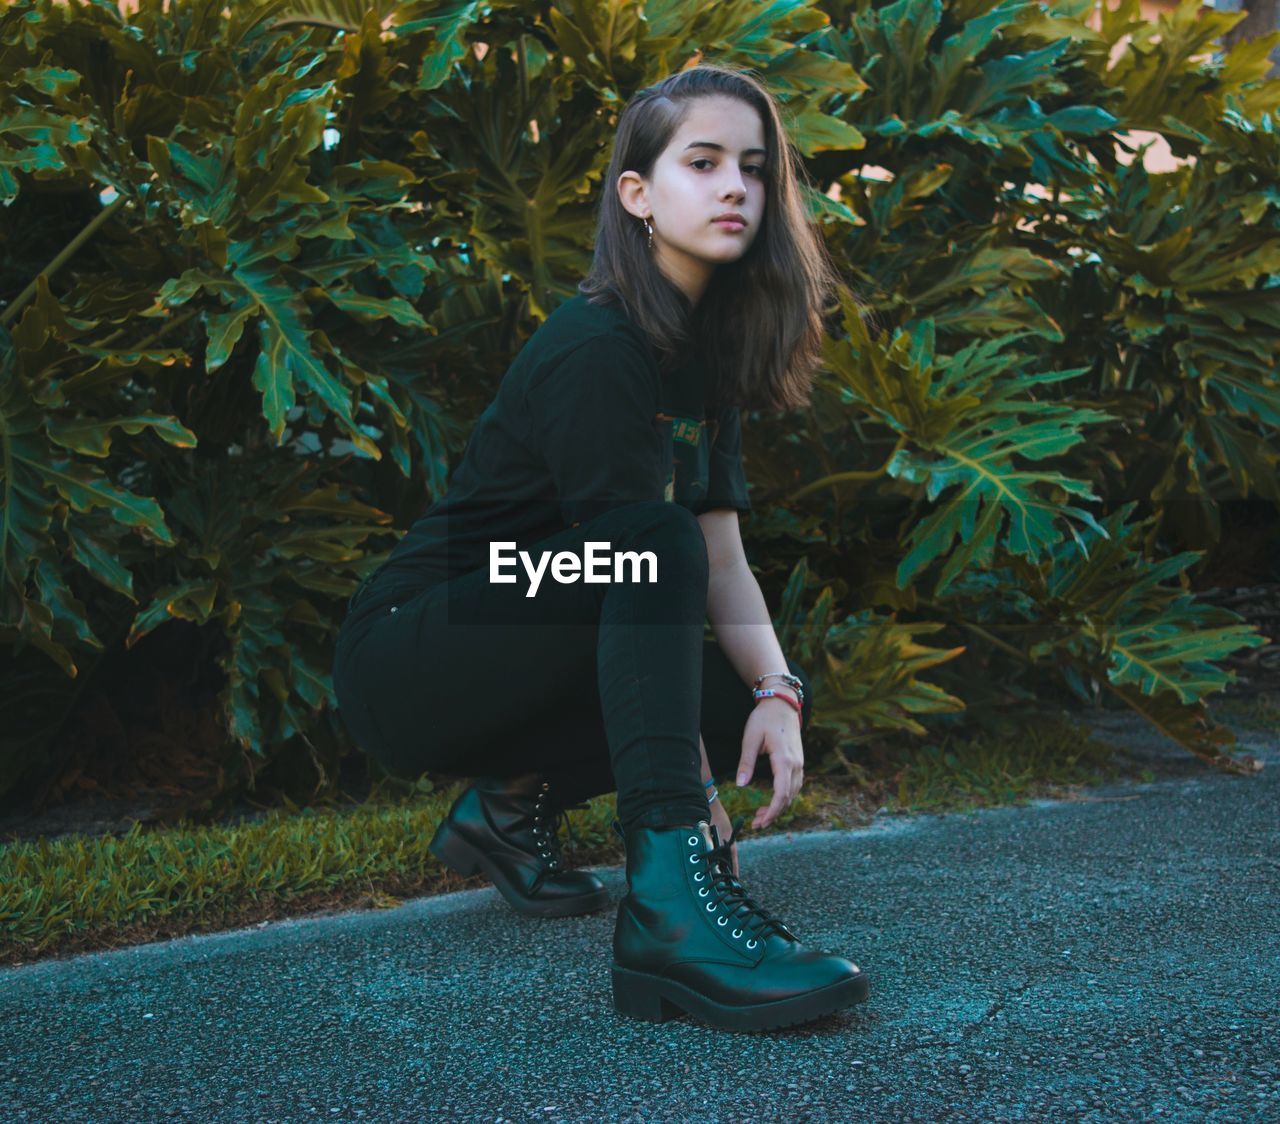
[428,821,609,919]
[611,963,870,1032]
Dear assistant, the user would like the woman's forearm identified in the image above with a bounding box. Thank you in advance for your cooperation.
[706,560,796,696]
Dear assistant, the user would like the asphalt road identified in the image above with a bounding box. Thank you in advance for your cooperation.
[2,709,1277,1122]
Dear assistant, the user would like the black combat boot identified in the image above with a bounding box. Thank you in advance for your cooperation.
[611,817,869,1031]
[428,774,609,918]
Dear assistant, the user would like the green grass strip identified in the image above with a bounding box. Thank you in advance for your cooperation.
[0,778,778,961]
[4,702,1270,963]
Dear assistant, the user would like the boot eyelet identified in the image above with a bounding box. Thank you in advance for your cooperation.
[687,836,699,846]
[746,939,757,949]
[698,887,709,897]
[688,855,699,864]
[693,872,704,882]
[717,916,728,927]
[705,902,716,912]
[732,929,743,938]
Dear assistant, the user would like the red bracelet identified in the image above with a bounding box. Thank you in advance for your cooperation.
[752,687,803,720]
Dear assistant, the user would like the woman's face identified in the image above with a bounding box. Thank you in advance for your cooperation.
[619,95,768,305]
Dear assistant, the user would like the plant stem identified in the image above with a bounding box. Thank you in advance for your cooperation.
[1,195,130,328]
[786,436,907,503]
[958,620,1036,665]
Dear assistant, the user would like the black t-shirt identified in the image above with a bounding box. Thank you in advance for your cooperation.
[376,292,751,591]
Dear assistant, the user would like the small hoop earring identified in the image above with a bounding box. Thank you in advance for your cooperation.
[642,217,653,250]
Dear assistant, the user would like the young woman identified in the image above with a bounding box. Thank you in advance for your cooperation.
[331,64,869,1032]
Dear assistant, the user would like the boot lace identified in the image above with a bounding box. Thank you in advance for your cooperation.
[531,782,588,873]
[695,814,797,946]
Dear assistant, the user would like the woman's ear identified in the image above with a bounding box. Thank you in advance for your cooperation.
[616,170,649,221]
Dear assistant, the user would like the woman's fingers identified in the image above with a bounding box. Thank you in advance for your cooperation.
[753,761,803,829]
[754,785,788,829]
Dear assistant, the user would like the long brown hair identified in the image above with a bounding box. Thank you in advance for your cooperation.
[578,63,849,412]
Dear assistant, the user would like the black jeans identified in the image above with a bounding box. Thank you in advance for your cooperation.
[331,501,812,831]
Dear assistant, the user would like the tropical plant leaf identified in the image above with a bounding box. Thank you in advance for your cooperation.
[773,556,967,743]
[816,291,1113,594]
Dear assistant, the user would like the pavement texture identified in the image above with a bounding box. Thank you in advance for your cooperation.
[2,708,1277,1122]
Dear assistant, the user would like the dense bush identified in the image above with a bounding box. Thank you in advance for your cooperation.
[2,0,1277,808]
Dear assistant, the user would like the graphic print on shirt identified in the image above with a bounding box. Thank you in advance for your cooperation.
[654,411,718,508]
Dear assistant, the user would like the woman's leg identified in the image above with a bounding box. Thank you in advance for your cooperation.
[467,639,813,808]
[331,500,711,831]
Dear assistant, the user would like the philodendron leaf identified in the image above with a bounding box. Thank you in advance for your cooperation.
[1044,506,1271,708]
[126,579,219,648]
[321,288,429,329]
[1109,681,1258,773]
[1106,597,1267,704]
[810,608,968,738]
[768,555,967,739]
[34,561,101,651]
[264,0,403,34]
[205,306,255,372]
[819,291,1113,595]
[1,330,175,654]
[64,519,136,599]
[231,67,334,220]
[221,584,288,755]
[1046,105,1121,136]
[993,501,1272,765]
[1,298,183,676]
[0,103,90,204]
[42,458,176,546]
[47,414,198,458]
[167,250,381,458]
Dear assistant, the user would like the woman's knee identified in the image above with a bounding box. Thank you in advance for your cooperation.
[604,501,708,581]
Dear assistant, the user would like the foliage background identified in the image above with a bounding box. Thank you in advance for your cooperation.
[1,0,1278,817]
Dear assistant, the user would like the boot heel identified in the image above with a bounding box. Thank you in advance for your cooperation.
[612,966,683,1023]
[428,822,483,877]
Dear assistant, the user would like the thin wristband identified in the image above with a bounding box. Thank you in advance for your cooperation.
[703,777,716,790]
[753,688,804,720]
[752,677,804,707]
[753,684,803,705]
[754,671,804,698]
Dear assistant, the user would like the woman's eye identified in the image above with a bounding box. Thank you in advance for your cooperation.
[691,159,765,177]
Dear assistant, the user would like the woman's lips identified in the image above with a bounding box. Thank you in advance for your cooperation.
[714,219,746,232]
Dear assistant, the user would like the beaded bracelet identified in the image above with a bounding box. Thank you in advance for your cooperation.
[753,686,804,720]
[753,672,805,706]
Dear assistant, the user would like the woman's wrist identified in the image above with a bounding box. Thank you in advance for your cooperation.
[699,733,715,785]
[756,695,802,721]
[753,683,803,722]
